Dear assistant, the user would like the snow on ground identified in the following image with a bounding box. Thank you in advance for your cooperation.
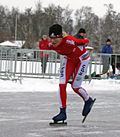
[0,78,120,93]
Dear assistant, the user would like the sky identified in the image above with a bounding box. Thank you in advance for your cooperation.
[0,0,120,17]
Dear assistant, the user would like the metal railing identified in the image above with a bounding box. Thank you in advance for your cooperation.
[90,53,120,76]
[0,48,61,80]
[0,47,120,81]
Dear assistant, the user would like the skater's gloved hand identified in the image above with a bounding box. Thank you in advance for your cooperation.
[84,39,89,46]
[75,39,89,46]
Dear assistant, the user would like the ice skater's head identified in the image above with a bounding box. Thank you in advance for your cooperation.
[49,24,63,47]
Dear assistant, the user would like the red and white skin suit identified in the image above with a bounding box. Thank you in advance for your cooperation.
[46,35,90,108]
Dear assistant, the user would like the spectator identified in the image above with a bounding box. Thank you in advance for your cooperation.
[74,28,86,39]
[101,39,113,74]
[39,35,50,73]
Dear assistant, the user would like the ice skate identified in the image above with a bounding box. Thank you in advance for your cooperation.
[82,97,96,123]
[49,108,67,126]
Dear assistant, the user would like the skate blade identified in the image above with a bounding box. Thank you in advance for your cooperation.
[82,115,87,123]
[82,98,96,123]
[49,121,67,126]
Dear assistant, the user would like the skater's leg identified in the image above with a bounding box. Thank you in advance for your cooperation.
[71,59,90,101]
[53,58,75,122]
[71,58,94,116]
[58,58,75,108]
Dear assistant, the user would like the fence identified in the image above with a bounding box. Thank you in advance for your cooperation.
[90,53,120,77]
[0,47,120,81]
[0,47,61,80]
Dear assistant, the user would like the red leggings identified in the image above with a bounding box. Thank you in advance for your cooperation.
[58,57,90,108]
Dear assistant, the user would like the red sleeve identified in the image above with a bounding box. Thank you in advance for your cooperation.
[66,35,89,46]
[75,39,89,46]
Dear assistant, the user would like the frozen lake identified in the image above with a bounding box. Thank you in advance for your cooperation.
[0,90,120,137]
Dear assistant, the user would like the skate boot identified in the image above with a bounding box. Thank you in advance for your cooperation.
[82,97,95,116]
[52,108,67,123]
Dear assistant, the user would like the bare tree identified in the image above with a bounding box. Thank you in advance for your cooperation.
[0,2,120,52]
[100,4,120,53]
[61,6,73,34]
[74,6,100,52]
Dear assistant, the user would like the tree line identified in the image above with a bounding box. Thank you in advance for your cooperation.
[0,2,120,53]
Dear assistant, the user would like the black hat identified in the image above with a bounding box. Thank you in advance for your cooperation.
[49,24,63,38]
[78,28,86,33]
[106,39,111,42]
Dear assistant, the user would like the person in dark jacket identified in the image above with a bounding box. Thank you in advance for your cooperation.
[74,28,86,39]
[39,35,50,73]
[101,39,113,74]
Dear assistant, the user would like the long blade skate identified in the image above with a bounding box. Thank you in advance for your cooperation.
[49,120,67,126]
[82,98,96,123]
